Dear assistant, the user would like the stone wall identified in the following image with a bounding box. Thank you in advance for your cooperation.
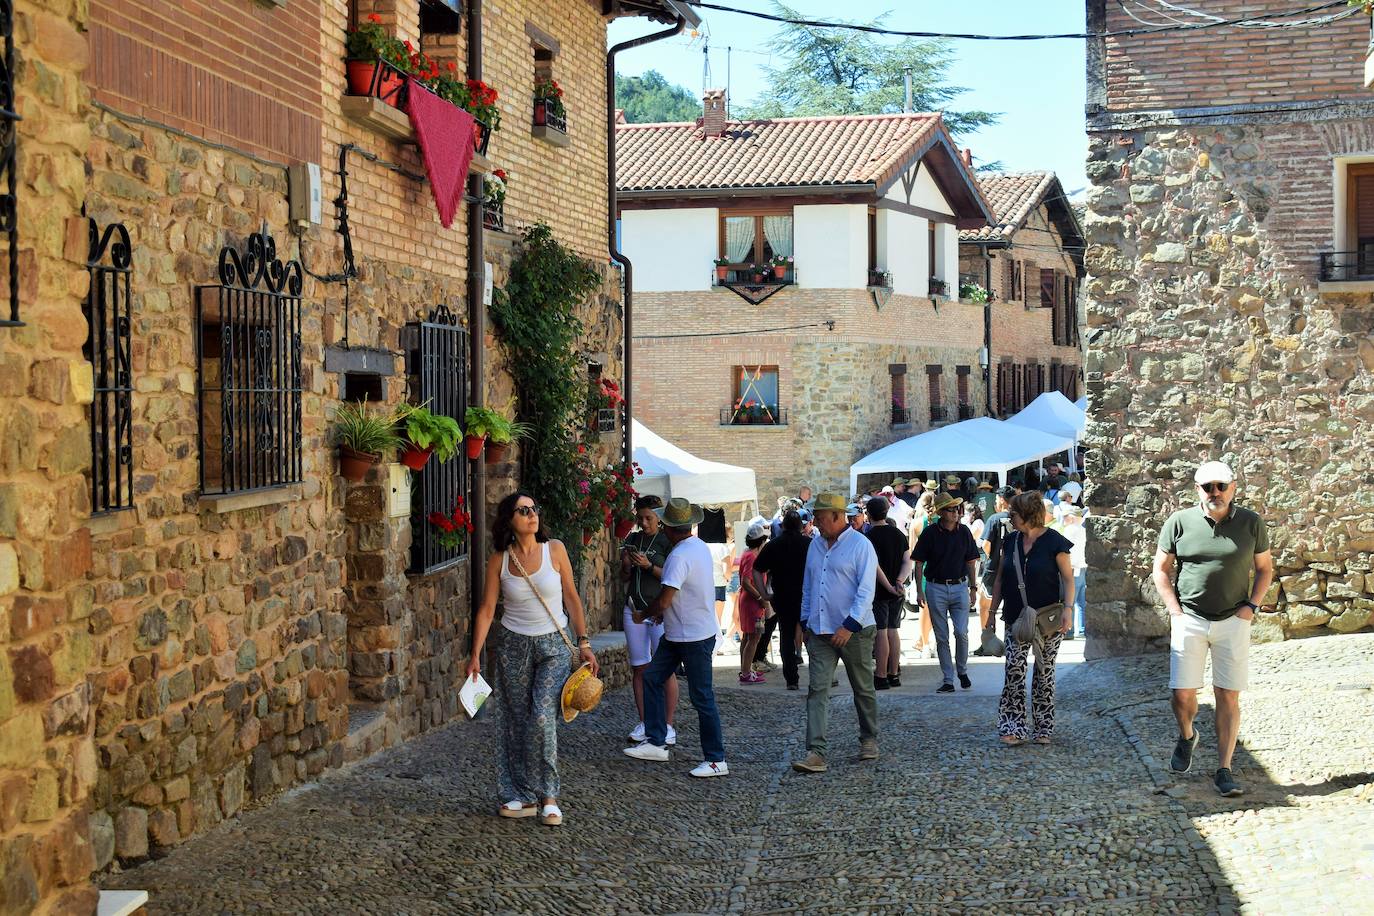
[0,1,102,912]
[1082,121,1374,655]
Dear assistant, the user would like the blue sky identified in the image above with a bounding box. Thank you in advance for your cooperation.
[609,2,1089,196]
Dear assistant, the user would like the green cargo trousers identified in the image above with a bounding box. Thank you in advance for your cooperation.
[804,625,879,758]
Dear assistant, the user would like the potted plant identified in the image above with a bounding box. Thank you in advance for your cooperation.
[929,278,948,296]
[869,268,892,288]
[959,281,989,303]
[749,263,763,284]
[714,257,731,282]
[333,399,401,482]
[485,417,531,465]
[463,405,506,459]
[345,14,409,106]
[428,497,474,551]
[532,77,566,128]
[770,254,793,279]
[396,403,462,470]
[483,169,508,230]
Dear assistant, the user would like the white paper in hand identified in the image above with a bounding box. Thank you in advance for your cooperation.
[460,673,491,718]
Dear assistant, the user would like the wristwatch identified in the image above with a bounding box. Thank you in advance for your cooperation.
[1241,601,1258,613]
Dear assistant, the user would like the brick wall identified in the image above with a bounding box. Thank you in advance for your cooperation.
[1096,0,1371,113]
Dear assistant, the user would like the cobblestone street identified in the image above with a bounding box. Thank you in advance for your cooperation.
[100,633,1374,915]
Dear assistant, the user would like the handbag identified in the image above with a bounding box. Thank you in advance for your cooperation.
[507,549,603,720]
[980,623,1005,657]
[1008,533,1064,647]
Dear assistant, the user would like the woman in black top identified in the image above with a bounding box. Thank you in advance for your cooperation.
[987,491,1075,746]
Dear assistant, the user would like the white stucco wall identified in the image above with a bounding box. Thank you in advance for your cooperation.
[880,161,961,295]
[620,208,718,292]
[886,211,927,297]
[795,204,867,289]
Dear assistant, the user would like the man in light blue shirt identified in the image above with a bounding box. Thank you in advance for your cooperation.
[793,493,880,773]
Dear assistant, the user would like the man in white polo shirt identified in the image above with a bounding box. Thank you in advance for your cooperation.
[625,498,728,778]
[1152,460,1272,798]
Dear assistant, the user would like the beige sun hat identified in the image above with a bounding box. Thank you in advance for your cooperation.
[654,497,704,529]
[560,663,604,723]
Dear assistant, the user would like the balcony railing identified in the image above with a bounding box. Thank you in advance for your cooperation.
[930,405,948,422]
[714,266,795,286]
[1319,250,1374,282]
[533,97,567,134]
[958,404,974,420]
[720,406,788,427]
[891,405,911,426]
[929,278,949,297]
[868,269,892,289]
[481,199,504,232]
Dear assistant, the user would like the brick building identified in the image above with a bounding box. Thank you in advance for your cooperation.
[957,171,1085,416]
[0,0,695,909]
[1083,0,1374,654]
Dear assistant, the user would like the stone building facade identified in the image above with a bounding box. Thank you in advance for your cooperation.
[1082,0,1374,655]
[1,0,693,910]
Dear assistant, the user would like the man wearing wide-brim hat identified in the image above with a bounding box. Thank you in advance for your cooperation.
[792,493,881,773]
[909,492,981,693]
[624,498,729,778]
[891,477,918,509]
[922,479,939,493]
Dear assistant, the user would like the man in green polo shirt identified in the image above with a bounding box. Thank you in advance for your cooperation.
[1152,460,1273,798]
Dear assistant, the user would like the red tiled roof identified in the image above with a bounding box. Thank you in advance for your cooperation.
[616,112,946,192]
[959,171,1055,242]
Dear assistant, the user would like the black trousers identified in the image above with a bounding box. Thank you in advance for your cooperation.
[753,613,779,663]
[768,605,803,687]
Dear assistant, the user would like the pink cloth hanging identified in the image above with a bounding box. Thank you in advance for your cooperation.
[405,78,476,228]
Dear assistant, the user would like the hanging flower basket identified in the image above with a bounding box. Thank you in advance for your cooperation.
[399,444,433,470]
[613,518,635,540]
[464,434,487,460]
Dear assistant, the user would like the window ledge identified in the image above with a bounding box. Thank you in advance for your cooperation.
[532,124,569,148]
[341,95,492,173]
[200,485,303,515]
[88,509,135,536]
[1317,279,1374,294]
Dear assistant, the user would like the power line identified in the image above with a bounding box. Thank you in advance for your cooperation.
[684,0,1354,40]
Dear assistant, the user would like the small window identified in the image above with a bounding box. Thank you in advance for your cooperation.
[927,365,945,422]
[727,365,783,425]
[719,212,793,268]
[868,209,877,273]
[419,0,462,35]
[927,223,937,284]
[956,366,971,419]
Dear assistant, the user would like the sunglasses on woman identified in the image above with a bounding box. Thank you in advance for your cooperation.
[514,504,542,517]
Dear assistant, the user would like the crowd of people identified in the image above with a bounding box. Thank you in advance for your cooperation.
[465,456,1270,822]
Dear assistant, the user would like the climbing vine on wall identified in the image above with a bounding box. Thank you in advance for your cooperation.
[489,223,603,558]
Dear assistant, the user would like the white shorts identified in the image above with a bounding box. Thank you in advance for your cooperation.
[623,604,664,667]
[1169,613,1250,691]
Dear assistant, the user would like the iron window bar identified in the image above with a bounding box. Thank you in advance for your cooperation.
[85,219,134,515]
[481,198,504,232]
[596,407,617,433]
[720,405,788,426]
[404,303,469,575]
[1318,250,1374,282]
[958,404,975,421]
[714,266,795,287]
[930,405,948,422]
[0,0,20,327]
[195,229,304,496]
[891,405,911,426]
[533,96,567,134]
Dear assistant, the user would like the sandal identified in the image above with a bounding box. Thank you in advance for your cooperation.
[1032,736,1051,746]
[499,800,537,818]
[539,803,563,826]
[999,736,1027,747]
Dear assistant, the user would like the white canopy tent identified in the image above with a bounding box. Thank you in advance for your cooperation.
[631,419,757,505]
[848,417,1076,494]
[1074,396,1087,411]
[1006,391,1087,471]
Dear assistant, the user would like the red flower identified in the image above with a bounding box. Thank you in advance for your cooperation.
[446,61,458,73]
[404,40,414,51]
[367,13,382,23]
[493,169,508,180]
[455,496,464,507]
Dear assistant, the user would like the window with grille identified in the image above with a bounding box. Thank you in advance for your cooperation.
[196,231,303,496]
[1012,261,1023,302]
[405,304,469,573]
[927,365,945,421]
[956,366,972,419]
[890,363,908,426]
[85,220,134,515]
[726,365,783,425]
[719,211,793,269]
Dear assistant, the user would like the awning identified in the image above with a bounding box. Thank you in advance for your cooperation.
[1006,391,1086,470]
[848,417,1075,494]
[632,419,756,505]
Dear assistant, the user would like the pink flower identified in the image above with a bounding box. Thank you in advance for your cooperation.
[578,480,590,494]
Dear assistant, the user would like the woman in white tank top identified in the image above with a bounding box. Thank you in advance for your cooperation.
[467,492,599,827]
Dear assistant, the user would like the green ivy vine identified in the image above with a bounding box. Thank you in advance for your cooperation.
[489,223,603,558]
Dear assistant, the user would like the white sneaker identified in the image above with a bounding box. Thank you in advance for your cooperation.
[623,742,670,762]
[666,725,677,747]
[689,760,729,778]
[628,722,646,742]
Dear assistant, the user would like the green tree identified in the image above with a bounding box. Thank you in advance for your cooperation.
[738,2,997,137]
[615,70,702,123]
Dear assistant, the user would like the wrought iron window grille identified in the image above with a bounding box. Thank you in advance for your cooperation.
[196,230,305,496]
[533,96,567,133]
[85,219,134,514]
[404,303,469,574]
[958,404,974,421]
[595,407,617,433]
[482,198,504,232]
[891,405,911,426]
[0,0,20,328]
[930,405,948,422]
[720,405,788,426]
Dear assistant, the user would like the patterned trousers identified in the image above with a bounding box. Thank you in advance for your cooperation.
[997,630,1064,740]
[495,628,571,804]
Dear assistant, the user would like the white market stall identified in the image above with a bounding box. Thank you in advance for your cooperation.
[1074,396,1087,411]
[631,419,757,505]
[1006,391,1087,471]
[848,417,1076,494]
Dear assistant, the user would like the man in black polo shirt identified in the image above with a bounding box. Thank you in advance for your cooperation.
[910,493,981,692]
[865,497,909,689]
[752,509,812,690]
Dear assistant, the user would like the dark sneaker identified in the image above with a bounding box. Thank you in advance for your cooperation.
[786,683,799,691]
[936,683,955,694]
[888,673,901,687]
[874,676,890,690]
[958,673,972,690]
[1214,768,1244,797]
[1170,731,1199,774]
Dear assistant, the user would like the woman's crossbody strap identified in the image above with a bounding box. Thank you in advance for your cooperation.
[1012,533,1032,607]
[507,549,576,653]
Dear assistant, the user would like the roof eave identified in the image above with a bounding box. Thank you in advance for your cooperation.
[618,183,877,200]
[873,128,995,227]
[603,0,701,27]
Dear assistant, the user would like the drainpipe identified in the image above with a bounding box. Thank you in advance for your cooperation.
[608,16,688,469]
[468,0,487,595]
[983,246,993,416]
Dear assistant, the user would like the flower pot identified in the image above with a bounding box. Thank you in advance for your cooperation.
[534,105,547,126]
[399,444,433,470]
[473,122,486,152]
[484,440,508,465]
[752,274,764,284]
[773,265,786,279]
[582,529,595,546]
[464,434,487,460]
[346,60,405,107]
[715,266,728,281]
[613,518,635,540]
[338,445,379,482]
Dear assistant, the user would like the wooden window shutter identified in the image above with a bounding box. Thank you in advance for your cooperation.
[1357,174,1374,243]
[927,365,942,407]
[956,367,970,405]
[1002,258,1014,302]
[1040,268,1055,309]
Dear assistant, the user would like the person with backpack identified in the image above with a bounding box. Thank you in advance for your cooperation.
[620,495,677,747]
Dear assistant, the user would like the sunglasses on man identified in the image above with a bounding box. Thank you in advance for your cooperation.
[1198,482,1230,494]
[514,504,542,517]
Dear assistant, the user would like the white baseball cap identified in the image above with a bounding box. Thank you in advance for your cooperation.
[880,485,894,494]
[1193,460,1235,485]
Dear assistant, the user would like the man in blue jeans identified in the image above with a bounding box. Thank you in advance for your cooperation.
[624,498,728,778]
[909,493,981,692]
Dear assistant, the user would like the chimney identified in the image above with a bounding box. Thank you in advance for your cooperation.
[961,148,973,168]
[702,88,726,139]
